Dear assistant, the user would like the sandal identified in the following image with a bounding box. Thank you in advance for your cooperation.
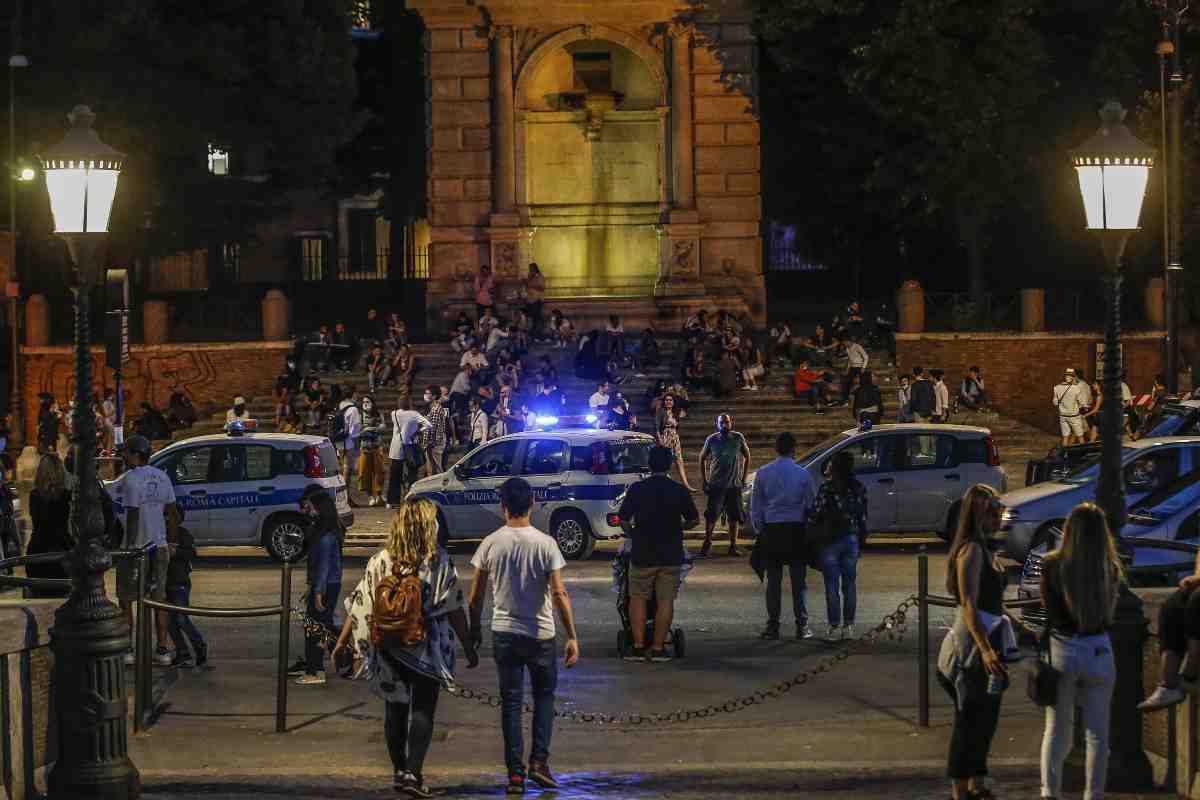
[697,541,712,559]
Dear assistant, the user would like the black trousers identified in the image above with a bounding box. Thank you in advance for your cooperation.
[1159,585,1200,655]
[387,458,413,505]
[384,661,441,777]
[937,667,1003,779]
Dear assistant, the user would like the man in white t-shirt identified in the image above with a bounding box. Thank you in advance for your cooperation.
[469,478,579,794]
[461,343,489,373]
[337,388,363,491]
[111,434,179,666]
[387,399,430,507]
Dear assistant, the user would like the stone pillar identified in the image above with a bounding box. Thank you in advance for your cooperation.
[896,282,925,334]
[142,300,169,344]
[262,289,290,341]
[670,27,695,210]
[1145,277,1165,329]
[24,294,48,347]
[492,27,517,218]
[1020,288,1046,332]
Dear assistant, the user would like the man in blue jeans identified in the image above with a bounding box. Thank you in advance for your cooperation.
[468,478,580,795]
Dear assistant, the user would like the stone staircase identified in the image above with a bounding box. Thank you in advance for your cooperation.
[160,337,1057,494]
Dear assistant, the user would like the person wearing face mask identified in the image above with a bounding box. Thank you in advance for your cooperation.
[1053,368,1088,448]
[293,487,345,686]
[358,396,388,507]
[226,395,250,427]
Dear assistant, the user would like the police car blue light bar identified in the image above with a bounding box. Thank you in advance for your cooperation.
[585,414,598,424]
[535,415,559,427]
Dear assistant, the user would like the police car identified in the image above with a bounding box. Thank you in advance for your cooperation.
[139,427,354,562]
[408,428,655,560]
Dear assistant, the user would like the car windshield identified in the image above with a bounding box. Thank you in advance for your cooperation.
[1063,447,1136,482]
[797,434,851,468]
[607,439,652,474]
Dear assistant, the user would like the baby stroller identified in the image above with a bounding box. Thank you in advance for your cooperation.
[611,541,688,659]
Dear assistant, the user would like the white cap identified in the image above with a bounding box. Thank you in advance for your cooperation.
[234,396,246,405]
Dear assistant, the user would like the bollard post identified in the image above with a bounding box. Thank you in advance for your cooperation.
[133,551,146,733]
[918,546,930,728]
[276,560,292,734]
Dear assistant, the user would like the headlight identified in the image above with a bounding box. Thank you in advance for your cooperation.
[1000,509,1020,525]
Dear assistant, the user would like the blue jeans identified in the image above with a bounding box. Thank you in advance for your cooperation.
[819,535,859,627]
[166,583,205,656]
[305,583,340,675]
[493,632,557,774]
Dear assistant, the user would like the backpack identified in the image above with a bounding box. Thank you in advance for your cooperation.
[328,406,349,444]
[371,561,427,650]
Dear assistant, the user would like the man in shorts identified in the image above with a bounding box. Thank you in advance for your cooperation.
[698,414,751,558]
[111,434,179,666]
[1053,368,1088,447]
[618,446,699,662]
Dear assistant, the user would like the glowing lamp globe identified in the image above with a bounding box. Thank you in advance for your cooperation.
[39,106,124,235]
[1071,101,1155,232]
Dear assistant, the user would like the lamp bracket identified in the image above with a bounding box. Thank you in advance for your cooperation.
[58,233,111,289]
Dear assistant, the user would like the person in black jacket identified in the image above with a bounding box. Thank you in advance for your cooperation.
[166,526,207,668]
[135,401,172,441]
[851,370,884,427]
[909,367,937,423]
[26,453,72,598]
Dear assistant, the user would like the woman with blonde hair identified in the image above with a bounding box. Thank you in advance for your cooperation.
[25,453,73,598]
[936,483,1009,800]
[333,498,477,798]
[1039,502,1125,800]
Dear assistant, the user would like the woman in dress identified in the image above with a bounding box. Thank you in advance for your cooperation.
[333,498,478,798]
[655,394,697,492]
[26,453,73,598]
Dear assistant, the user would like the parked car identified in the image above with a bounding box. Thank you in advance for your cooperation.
[1025,399,1200,485]
[1001,436,1200,562]
[408,429,655,560]
[1018,467,1200,629]
[132,429,354,562]
[739,424,1007,541]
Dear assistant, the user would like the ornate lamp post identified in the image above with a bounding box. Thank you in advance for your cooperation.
[40,105,140,800]
[1070,100,1155,791]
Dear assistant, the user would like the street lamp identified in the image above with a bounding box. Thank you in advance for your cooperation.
[39,105,140,800]
[1070,99,1154,791]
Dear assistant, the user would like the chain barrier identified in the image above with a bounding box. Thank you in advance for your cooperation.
[289,595,917,727]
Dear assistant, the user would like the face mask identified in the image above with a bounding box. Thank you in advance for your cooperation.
[234,405,245,415]
[423,393,433,402]
[363,402,373,411]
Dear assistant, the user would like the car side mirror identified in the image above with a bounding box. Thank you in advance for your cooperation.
[454,464,469,481]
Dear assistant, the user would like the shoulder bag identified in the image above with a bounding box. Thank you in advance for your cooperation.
[1026,633,1060,707]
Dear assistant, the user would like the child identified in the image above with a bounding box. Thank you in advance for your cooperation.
[167,523,207,668]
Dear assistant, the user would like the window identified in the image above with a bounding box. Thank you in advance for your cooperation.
[571,440,652,475]
[161,447,213,485]
[1125,448,1180,492]
[956,438,988,465]
[207,144,230,176]
[245,446,273,480]
[522,439,567,476]
[904,435,958,470]
[344,210,390,279]
[466,440,519,479]
[299,236,328,281]
[273,448,306,476]
[222,242,240,282]
[825,437,894,476]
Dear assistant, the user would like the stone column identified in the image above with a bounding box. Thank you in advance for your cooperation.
[671,26,695,210]
[1020,288,1045,332]
[143,300,169,344]
[896,282,925,333]
[492,27,517,218]
[25,294,48,347]
[262,289,290,341]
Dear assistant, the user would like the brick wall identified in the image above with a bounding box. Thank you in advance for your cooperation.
[20,341,293,433]
[896,332,1165,435]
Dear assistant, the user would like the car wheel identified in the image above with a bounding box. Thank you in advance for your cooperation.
[941,502,961,543]
[551,510,595,560]
[264,515,308,563]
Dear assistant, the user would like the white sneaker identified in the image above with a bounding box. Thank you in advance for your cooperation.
[123,651,135,667]
[1139,684,1187,712]
[841,624,856,640]
[796,624,814,640]
[153,647,174,666]
[296,672,327,686]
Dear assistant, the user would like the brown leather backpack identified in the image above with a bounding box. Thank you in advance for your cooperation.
[371,561,427,649]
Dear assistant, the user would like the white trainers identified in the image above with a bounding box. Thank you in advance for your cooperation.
[841,624,856,640]
[153,647,175,666]
[1139,684,1187,712]
[822,624,841,643]
[295,672,327,686]
[796,624,814,640]
[123,651,135,667]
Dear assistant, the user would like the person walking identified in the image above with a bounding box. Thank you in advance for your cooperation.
[655,395,697,492]
[1038,502,1123,800]
[295,488,344,686]
[475,264,496,319]
[332,498,478,798]
[423,389,453,477]
[165,524,208,668]
[812,451,868,642]
[750,432,817,640]
[337,388,363,496]
[617,446,700,661]
[1054,368,1088,447]
[936,484,1009,800]
[840,337,870,403]
[388,400,431,508]
[698,414,751,558]
[26,453,73,598]
[468,478,580,795]
[851,369,884,427]
[358,395,388,507]
[110,435,179,667]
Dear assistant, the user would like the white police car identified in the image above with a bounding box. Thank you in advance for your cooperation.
[408,429,655,560]
[143,427,354,562]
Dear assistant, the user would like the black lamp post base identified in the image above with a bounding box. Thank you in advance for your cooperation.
[47,602,141,800]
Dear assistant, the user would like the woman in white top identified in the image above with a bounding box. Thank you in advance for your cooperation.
[333,499,478,798]
[932,369,950,423]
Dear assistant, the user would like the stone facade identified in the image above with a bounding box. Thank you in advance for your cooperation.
[410,0,763,332]
[896,332,1165,436]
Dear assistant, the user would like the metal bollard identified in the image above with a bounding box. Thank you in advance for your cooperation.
[276,560,292,734]
[133,550,147,733]
[918,546,930,728]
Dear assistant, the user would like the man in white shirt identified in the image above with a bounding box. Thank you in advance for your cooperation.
[468,396,491,448]
[588,381,611,424]
[337,389,363,491]
[111,434,179,666]
[469,478,579,793]
[1053,368,1088,446]
[461,343,489,373]
[487,320,511,357]
[387,399,431,508]
[840,337,870,403]
[225,395,250,427]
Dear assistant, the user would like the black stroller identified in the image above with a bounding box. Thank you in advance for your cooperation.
[612,543,687,659]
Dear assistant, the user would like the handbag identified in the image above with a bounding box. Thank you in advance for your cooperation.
[1026,633,1060,707]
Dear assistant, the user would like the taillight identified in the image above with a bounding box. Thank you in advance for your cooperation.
[986,435,1001,467]
[303,445,323,478]
[606,513,622,528]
